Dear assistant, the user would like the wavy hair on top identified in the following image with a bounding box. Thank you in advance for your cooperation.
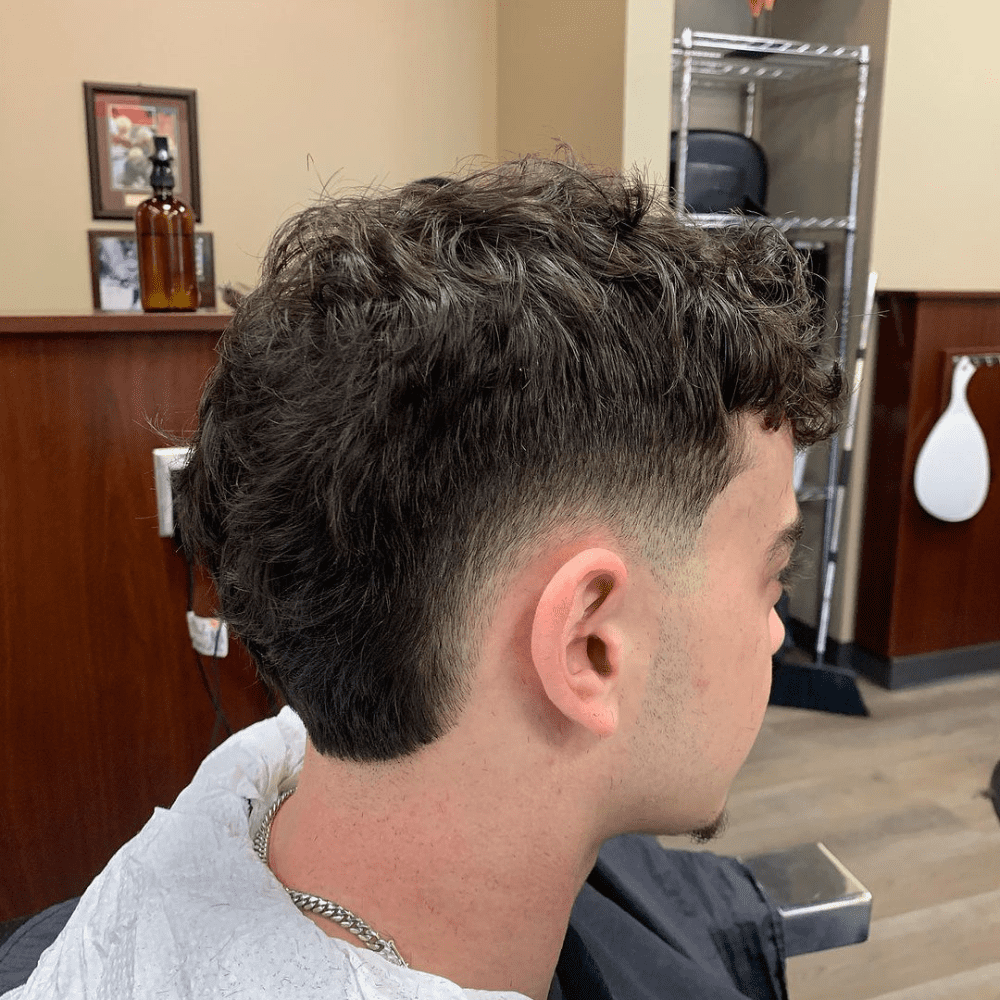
[174,155,843,762]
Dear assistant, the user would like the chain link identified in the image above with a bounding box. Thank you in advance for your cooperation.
[253,788,407,967]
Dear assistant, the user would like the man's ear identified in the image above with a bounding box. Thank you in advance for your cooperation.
[530,548,629,738]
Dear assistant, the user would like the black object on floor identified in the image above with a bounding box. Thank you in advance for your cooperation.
[770,655,869,717]
[771,610,869,717]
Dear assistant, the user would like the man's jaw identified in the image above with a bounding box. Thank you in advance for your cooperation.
[689,807,729,845]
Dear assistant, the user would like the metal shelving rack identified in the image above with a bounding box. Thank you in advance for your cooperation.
[673,29,870,667]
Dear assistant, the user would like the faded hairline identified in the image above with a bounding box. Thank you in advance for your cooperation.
[446,411,755,683]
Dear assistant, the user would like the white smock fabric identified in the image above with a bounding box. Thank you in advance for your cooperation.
[7,708,526,1000]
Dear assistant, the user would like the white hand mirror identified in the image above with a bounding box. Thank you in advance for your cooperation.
[913,356,990,522]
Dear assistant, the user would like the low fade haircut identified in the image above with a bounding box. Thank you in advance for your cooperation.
[175,155,843,762]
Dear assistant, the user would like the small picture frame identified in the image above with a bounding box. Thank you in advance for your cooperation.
[194,232,216,308]
[88,230,216,312]
[83,82,201,221]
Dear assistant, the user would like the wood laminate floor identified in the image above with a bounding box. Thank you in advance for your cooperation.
[662,671,1000,1000]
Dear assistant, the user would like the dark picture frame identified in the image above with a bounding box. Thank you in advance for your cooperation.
[83,82,201,221]
[88,230,215,311]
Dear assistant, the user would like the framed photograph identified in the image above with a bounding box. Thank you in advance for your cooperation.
[83,82,201,221]
[88,230,215,311]
[195,232,216,309]
[88,230,141,311]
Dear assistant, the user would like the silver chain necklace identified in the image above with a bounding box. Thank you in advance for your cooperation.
[252,788,408,968]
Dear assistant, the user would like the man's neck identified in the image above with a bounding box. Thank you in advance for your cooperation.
[266,740,605,1000]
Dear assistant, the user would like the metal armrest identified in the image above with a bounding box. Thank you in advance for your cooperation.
[741,842,872,957]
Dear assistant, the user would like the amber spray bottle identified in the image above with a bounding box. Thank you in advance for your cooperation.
[135,136,199,311]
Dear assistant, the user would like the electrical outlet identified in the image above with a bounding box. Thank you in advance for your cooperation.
[187,611,229,657]
[153,447,192,537]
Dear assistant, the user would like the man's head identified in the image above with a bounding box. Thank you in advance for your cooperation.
[175,156,841,765]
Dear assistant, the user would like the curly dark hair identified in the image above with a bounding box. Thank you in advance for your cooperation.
[175,156,842,762]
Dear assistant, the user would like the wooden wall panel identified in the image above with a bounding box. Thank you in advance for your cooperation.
[856,293,1000,659]
[0,315,272,919]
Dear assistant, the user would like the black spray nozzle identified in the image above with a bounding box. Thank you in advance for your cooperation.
[151,135,171,163]
[148,135,175,191]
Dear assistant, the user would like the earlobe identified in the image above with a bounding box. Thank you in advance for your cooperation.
[531,548,629,738]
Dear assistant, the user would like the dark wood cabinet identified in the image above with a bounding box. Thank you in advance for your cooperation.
[855,292,1000,686]
[0,314,271,919]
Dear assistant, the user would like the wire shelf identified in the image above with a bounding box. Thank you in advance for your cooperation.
[685,214,854,233]
[673,31,867,85]
[673,29,871,669]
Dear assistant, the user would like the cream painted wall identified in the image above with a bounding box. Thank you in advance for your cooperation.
[623,0,675,177]
[871,1,1000,290]
[497,0,626,168]
[0,0,497,313]
[495,0,677,178]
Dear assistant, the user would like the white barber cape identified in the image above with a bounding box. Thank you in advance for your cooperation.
[8,709,526,1000]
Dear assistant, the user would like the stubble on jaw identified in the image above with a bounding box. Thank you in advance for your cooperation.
[689,808,729,845]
